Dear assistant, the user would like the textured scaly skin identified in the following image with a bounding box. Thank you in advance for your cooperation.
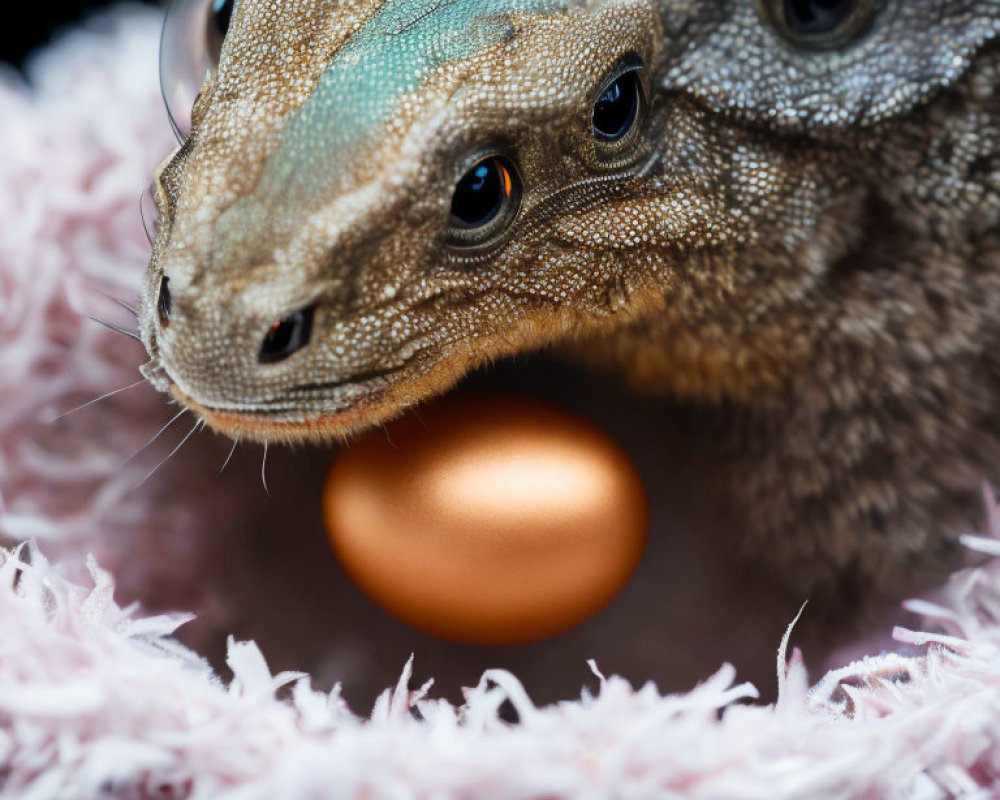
[140,1,1000,600]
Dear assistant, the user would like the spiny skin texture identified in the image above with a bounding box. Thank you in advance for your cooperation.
[141,0,1000,598]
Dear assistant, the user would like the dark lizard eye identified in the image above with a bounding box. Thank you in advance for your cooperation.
[593,70,641,142]
[259,306,315,364]
[447,155,521,247]
[764,0,876,48]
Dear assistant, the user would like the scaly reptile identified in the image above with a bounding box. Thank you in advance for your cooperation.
[139,0,1000,602]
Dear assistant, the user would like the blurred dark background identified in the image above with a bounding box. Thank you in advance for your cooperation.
[2,0,160,68]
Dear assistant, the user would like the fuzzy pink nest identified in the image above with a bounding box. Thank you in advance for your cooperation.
[1,6,1000,798]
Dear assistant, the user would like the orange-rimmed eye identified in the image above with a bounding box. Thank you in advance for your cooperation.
[447,155,521,247]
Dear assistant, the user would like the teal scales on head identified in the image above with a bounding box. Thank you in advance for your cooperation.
[257,0,573,203]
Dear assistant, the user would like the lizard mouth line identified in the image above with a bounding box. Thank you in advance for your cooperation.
[168,381,394,443]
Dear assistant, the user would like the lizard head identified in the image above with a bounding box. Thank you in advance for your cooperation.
[140,0,1000,443]
[142,0,667,441]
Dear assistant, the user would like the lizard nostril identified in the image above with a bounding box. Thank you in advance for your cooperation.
[157,276,171,327]
[258,305,316,364]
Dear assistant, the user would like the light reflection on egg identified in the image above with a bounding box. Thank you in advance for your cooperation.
[323,393,648,645]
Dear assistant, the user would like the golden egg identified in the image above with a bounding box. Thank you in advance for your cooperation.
[323,393,648,645]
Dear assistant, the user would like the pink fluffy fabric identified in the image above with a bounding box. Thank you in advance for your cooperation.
[2,5,1000,798]
[0,6,197,574]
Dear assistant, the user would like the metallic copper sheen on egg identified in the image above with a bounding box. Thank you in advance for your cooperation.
[323,393,648,645]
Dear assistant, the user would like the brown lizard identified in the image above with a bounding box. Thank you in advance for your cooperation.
[139,0,1000,604]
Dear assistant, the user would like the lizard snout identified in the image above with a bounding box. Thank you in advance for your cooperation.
[139,273,409,443]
